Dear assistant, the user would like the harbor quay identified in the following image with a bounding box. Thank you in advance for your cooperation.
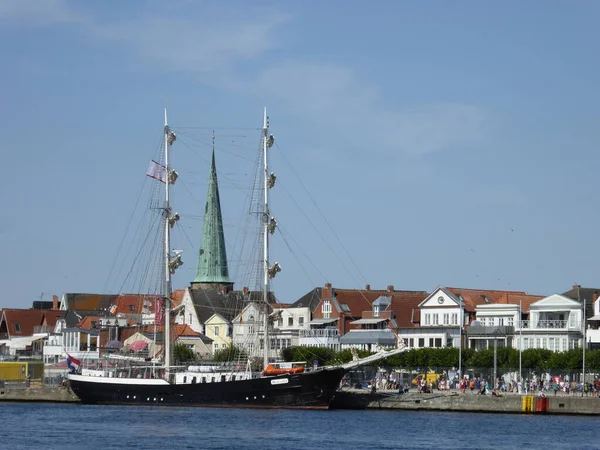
[0,385,78,403]
[4,384,600,415]
[332,387,600,415]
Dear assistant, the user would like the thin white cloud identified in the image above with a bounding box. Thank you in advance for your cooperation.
[1,2,489,155]
[0,0,82,25]
[254,61,489,155]
[90,17,286,73]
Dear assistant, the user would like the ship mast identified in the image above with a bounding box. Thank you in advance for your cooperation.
[163,109,172,376]
[262,108,278,369]
[162,109,181,380]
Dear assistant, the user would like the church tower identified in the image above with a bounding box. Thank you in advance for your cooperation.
[190,148,233,291]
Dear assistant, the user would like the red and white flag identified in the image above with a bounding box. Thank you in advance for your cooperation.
[146,160,166,183]
[66,353,81,372]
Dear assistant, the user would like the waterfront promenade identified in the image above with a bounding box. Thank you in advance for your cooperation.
[332,386,600,414]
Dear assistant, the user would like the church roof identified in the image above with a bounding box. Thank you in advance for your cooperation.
[189,288,277,323]
[193,150,231,285]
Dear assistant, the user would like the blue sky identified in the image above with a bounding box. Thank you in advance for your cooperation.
[1,0,599,308]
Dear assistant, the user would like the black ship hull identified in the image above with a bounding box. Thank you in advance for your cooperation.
[68,368,346,409]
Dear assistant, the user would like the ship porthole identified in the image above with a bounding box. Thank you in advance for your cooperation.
[246,397,249,400]
[133,396,136,399]
[126,395,129,399]
[254,396,257,399]
[262,395,265,398]
[147,397,150,401]
[153,398,157,401]
[160,398,163,401]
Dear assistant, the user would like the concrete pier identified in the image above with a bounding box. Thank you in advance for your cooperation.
[0,386,80,403]
[332,389,600,415]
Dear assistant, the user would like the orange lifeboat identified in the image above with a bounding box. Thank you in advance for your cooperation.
[263,364,305,376]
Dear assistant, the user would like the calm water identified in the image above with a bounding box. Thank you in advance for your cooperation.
[0,403,599,450]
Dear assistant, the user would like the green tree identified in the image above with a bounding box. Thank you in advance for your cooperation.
[173,343,196,363]
[213,344,248,362]
[281,346,336,366]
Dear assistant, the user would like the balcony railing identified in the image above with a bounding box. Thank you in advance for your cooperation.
[519,320,579,330]
[466,325,514,336]
[299,329,339,338]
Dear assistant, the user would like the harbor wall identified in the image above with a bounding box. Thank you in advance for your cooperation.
[332,390,600,415]
[0,387,79,403]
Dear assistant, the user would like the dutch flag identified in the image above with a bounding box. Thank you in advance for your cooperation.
[66,353,81,373]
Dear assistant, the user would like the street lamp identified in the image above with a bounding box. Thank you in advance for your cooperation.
[458,300,463,384]
[492,328,502,389]
[582,297,586,388]
[518,299,522,383]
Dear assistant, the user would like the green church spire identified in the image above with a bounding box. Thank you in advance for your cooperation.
[192,149,232,288]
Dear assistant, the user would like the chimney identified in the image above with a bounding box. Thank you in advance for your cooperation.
[243,286,249,296]
[365,284,371,291]
[325,283,332,289]
[573,284,581,290]
[593,293,598,303]
[52,295,58,310]
[387,285,394,292]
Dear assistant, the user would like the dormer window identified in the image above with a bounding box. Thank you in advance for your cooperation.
[373,305,380,317]
[14,323,21,332]
[322,300,331,319]
[129,305,135,312]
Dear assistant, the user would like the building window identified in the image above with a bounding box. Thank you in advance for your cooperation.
[409,338,414,347]
[443,314,449,325]
[418,338,424,348]
[298,317,304,326]
[129,305,135,312]
[429,338,434,347]
[373,305,380,317]
[548,338,554,351]
[288,317,293,326]
[214,326,219,336]
[424,314,430,326]
[322,300,331,319]
[189,314,192,324]
[434,338,442,348]
[523,338,529,350]
[498,318,504,326]
[452,313,458,325]
[507,317,514,327]
[433,314,439,325]
[14,323,21,332]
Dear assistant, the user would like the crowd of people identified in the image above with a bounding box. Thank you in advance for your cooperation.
[351,372,600,398]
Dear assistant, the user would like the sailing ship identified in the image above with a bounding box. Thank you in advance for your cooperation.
[67,109,408,408]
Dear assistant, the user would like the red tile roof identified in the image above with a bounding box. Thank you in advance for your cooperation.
[388,292,430,328]
[172,289,185,309]
[446,287,530,311]
[493,292,545,313]
[76,316,102,329]
[1,309,44,337]
[42,310,63,328]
